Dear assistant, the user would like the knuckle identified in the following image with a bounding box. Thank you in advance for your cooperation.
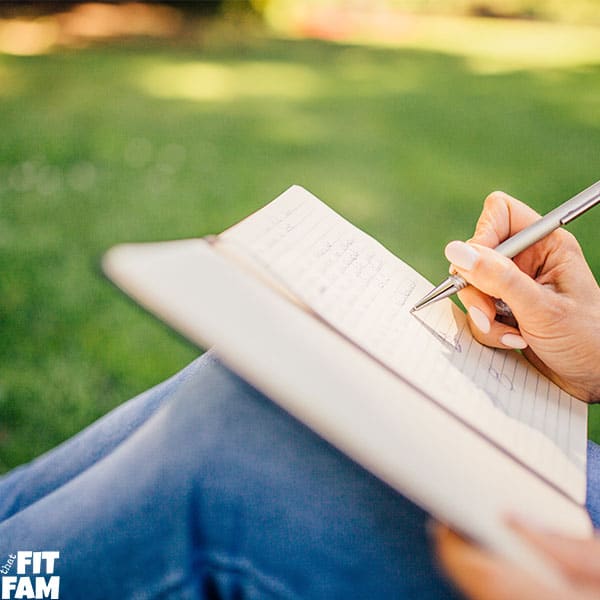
[474,192,510,247]
[483,190,507,208]
[554,228,583,255]
[548,293,571,322]
[477,253,516,288]
[497,262,518,289]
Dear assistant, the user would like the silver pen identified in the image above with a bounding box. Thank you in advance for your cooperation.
[411,179,600,313]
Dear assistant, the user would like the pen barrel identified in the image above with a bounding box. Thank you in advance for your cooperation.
[494,217,562,258]
[412,180,600,312]
[494,179,600,259]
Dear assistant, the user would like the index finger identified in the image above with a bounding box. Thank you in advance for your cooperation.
[471,191,542,249]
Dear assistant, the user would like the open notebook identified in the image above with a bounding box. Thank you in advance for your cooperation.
[103,185,592,580]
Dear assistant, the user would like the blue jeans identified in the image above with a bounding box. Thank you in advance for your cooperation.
[0,352,598,599]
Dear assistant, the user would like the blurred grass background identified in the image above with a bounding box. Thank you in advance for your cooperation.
[1,0,600,471]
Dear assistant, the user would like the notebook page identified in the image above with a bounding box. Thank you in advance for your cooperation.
[102,237,592,582]
[219,185,587,503]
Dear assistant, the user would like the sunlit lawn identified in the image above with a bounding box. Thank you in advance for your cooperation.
[2,16,600,471]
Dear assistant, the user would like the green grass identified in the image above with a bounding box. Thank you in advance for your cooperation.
[2,21,600,471]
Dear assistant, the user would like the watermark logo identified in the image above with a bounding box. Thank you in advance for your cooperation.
[1,552,60,599]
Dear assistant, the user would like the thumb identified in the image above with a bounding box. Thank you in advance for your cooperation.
[445,240,544,318]
[508,519,600,585]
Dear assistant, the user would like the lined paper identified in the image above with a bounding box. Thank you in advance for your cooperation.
[220,185,587,502]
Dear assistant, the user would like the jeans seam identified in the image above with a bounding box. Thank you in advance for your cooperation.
[188,550,304,600]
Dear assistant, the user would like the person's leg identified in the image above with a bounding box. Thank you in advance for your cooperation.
[586,441,600,528]
[0,354,207,520]
[0,355,458,599]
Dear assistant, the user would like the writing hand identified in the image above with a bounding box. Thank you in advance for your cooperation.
[445,191,600,402]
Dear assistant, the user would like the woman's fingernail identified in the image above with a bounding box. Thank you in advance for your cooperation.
[444,241,479,271]
[501,333,528,349]
[468,306,491,334]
